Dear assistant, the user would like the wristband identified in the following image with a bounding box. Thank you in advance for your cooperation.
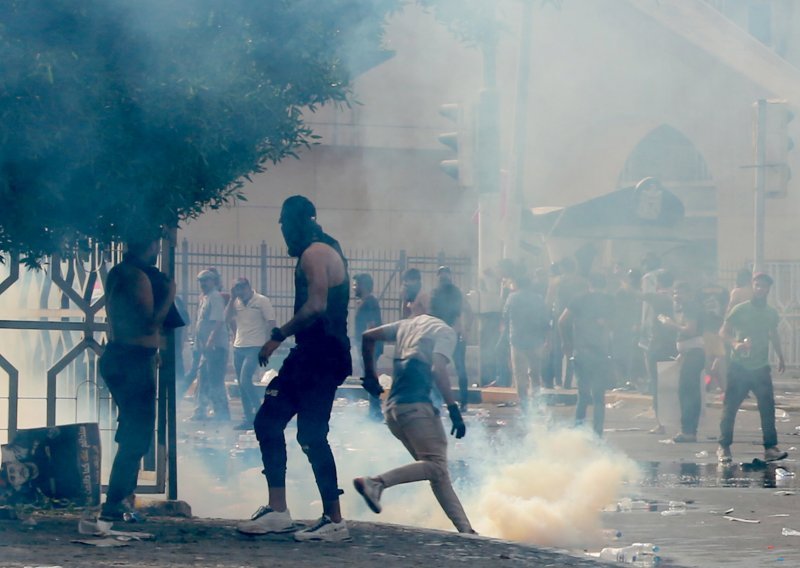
[270,327,286,342]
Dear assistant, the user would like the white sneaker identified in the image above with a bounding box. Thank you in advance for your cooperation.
[237,506,295,535]
[353,476,383,513]
[293,515,350,542]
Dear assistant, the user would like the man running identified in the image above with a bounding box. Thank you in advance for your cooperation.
[353,283,474,534]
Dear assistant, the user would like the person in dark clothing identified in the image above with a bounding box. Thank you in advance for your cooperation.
[612,269,642,389]
[354,283,473,533]
[546,258,588,389]
[436,266,473,410]
[503,276,549,412]
[658,282,705,442]
[639,269,677,434]
[237,196,352,542]
[717,272,787,464]
[559,273,614,436]
[353,273,384,420]
[99,235,179,522]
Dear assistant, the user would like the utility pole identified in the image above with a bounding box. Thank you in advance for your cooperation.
[754,99,767,273]
[505,0,534,260]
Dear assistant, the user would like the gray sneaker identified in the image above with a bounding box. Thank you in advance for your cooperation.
[717,445,732,464]
[765,446,789,462]
[293,515,350,542]
[353,477,383,513]
[237,506,295,535]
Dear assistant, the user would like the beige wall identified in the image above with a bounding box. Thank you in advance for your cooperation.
[182,0,800,275]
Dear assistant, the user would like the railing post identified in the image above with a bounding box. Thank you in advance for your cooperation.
[260,241,268,295]
[180,238,189,304]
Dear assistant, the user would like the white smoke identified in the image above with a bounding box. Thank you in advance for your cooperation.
[177,400,639,550]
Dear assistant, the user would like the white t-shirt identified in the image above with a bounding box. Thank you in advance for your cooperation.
[384,314,457,365]
[233,292,276,348]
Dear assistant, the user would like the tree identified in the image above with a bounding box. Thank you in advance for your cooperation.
[0,0,400,264]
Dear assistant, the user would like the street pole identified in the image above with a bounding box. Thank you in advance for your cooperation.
[505,0,534,260]
[754,99,767,272]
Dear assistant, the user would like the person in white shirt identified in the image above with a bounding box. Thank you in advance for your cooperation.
[225,277,276,430]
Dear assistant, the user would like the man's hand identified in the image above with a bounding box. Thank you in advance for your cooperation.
[361,373,384,398]
[447,403,466,439]
[258,340,281,367]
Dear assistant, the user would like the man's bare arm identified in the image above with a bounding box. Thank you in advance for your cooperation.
[558,308,573,357]
[361,325,398,378]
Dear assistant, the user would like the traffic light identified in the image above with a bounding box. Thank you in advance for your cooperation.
[437,103,474,188]
[757,99,795,197]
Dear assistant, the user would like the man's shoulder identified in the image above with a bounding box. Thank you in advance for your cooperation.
[252,292,272,305]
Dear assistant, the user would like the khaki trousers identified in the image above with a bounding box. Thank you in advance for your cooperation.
[379,402,473,533]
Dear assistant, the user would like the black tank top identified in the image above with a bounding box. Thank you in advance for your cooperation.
[294,233,350,354]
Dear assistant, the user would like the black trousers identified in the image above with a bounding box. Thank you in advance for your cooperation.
[254,346,349,502]
[99,343,157,506]
[574,353,611,436]
[678,348,705,435]
[454,334,470,406]
[719,363,778,448]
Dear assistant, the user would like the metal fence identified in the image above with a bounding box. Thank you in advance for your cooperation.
[176,239,474,334]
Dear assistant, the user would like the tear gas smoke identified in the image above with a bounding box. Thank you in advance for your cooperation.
[178,400,639,550]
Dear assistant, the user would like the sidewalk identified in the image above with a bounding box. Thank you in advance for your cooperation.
[0,512,617,568]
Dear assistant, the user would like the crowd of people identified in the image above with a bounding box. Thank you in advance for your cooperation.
[97,194,789,543]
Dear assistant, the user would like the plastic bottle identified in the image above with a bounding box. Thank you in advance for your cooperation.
[782,528,800,536]
[598,543,661,566]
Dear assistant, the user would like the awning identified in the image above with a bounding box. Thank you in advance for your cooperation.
[520,185,711,241]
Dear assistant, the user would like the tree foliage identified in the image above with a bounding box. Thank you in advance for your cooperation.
[0,0,399,263]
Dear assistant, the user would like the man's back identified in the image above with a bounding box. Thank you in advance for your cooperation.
[504,288,548,348]
[106,261,155,347]
[570,291,614,356]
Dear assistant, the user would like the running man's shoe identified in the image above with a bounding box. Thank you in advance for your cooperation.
[717,445,732,464]
[353,476,383,514]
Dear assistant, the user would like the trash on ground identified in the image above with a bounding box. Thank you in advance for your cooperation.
[775,491,796,496]
[724,515,760,524]
[776,468,796,479]
[769,514,791,517]
[661,500,687,516]
[78,519,154,540]
[604,428,643,433]
[597,543,660,566]
[605,400,624,409]
[781,528,800,536]
[658,438,675,445]
[695,451,708,458]
[72,538,131,547]
[615,498,651,512]
[776,409,789,419]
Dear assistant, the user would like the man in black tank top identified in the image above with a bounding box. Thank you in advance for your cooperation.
[237,196,353,542]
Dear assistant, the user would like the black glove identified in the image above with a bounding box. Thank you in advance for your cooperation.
[361,374,384,398]
[447,403,466,439]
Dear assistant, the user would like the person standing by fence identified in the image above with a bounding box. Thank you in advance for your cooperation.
[99,235,178,522]
[353,273,384,421]
[226,277,276,430]
[192,269,230,421]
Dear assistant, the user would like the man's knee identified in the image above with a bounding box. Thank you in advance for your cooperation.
[296,427,330,457]
[426,459,450,485]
